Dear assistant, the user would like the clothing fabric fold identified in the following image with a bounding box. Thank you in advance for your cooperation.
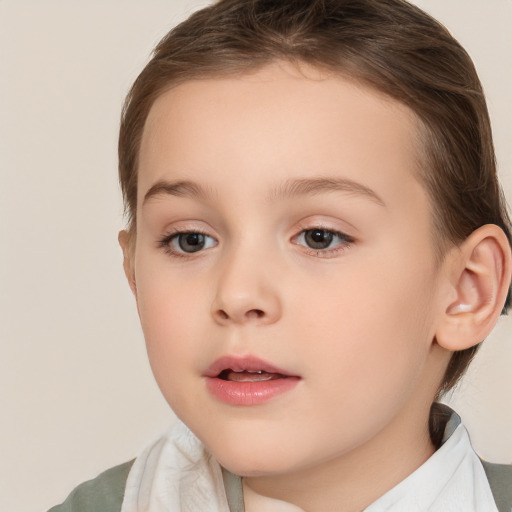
[121,422,232,512]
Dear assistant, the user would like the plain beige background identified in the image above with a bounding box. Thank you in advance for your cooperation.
[0,1,510,511]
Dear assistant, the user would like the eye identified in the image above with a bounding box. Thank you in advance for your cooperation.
[294,228,353,253]
[160,231,217,255]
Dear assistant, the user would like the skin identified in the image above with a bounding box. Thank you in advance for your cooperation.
[120,63,510,511]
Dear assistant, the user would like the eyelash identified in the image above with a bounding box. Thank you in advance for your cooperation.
[157,226,354,259]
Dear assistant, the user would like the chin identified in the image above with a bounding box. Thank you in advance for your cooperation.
[205,436,304,478]
[217,456,287,478]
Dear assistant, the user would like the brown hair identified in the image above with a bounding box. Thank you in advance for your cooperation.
[118,0,511,394]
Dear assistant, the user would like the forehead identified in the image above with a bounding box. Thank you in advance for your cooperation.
[138,63,424,211]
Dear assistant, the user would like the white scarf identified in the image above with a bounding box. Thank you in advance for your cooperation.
[121,411,498,512]
[121,421,231,512]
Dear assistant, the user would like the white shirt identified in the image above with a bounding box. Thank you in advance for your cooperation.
[121,409,498,512]
[364,411,498,511]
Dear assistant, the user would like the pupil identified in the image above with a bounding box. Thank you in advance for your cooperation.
[179,233,205,252]
[311,230,325,242]
[306,229,333,249]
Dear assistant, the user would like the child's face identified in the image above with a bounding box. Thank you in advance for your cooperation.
[126,63,451,477]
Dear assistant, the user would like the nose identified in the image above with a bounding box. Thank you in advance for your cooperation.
[211,245,282,326]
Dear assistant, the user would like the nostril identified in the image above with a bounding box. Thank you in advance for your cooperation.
[213,307,269,324]
[246,309,264,319]
[217,310,229,320]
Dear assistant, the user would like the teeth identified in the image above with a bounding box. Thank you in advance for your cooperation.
[232,369,263,374]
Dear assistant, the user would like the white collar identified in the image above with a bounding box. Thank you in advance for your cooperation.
[121,408,497,512]
[364,409,498,511]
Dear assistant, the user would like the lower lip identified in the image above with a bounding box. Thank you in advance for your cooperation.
[205,376,300,405]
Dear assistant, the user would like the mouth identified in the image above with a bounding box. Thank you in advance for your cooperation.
[203,355,300,405]
[217,369,285,382]
[204,355,297,380]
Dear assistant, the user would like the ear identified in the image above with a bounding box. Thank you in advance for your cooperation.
[118,229,137,297]
[435,225,511,351]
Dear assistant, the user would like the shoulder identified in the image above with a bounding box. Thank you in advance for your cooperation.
[47,460,135,512]
[480,460,512,512]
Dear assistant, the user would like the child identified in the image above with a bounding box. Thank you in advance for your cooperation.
[49,0,512,510]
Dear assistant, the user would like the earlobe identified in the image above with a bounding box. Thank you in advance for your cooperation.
[118,229,137,296]
[436,225,511,351]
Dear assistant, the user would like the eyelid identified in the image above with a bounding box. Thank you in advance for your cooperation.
[294,218,355,238]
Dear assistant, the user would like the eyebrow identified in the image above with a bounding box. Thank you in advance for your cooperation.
[143,176,385,207]
[269,177,385,206]
[143,179,213,204]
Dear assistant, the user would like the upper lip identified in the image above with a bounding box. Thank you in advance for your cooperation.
[204,355,297,378]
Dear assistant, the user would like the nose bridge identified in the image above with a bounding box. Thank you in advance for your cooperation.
[211,234,281,325]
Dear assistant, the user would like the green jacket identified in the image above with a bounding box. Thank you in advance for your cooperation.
[48,459,512,512]
[48,461,134,512]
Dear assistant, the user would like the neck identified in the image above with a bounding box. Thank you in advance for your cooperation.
[242,405,435,512]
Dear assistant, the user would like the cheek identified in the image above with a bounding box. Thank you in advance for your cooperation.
[134,262,210,396]
[293,255,437,390]
[282,264,438,457]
